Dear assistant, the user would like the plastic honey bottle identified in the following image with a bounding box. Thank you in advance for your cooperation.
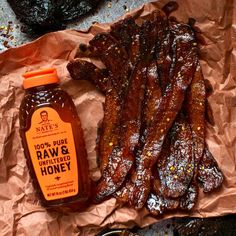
[19,68,90,209]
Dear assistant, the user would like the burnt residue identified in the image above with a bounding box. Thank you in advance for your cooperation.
[174,215,236,236]
[7,0,101,33]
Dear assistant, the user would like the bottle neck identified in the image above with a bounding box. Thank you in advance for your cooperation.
[25,83,59,93]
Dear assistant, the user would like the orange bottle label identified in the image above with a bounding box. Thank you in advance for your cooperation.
[25,107,78,201]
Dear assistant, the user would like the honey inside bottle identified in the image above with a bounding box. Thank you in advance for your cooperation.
[19,68,90,209]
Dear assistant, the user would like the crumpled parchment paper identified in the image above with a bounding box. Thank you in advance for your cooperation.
[0,0,236,235]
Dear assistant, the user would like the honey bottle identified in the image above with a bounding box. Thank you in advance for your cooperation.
[19,68,90,208]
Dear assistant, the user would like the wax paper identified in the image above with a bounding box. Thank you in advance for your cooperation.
[0,0,235,235]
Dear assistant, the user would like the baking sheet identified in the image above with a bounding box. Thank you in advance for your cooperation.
[0,0,236,235]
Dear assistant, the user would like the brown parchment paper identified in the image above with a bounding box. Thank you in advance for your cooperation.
[0,0,236,235]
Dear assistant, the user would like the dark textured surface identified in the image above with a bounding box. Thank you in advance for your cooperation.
[0,0,151,51]
[7,0,100,33]
[174,215,236,236]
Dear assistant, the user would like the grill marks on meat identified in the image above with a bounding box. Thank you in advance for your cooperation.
[66,4,223,214]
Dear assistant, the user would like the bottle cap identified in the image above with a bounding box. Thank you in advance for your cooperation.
[23,68,59,89]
